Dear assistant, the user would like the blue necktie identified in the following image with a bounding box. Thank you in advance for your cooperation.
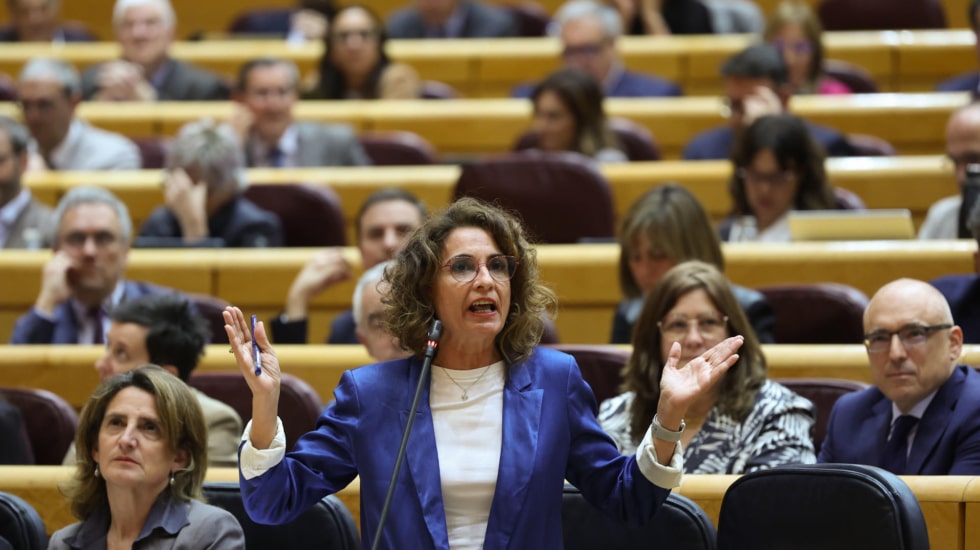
[881,415,919,475]
[88,306,105,345]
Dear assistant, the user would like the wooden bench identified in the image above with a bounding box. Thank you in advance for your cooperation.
[23,155,958,238]
[1,241,974,343]
[0,92,968,158]
[2,465,975,548]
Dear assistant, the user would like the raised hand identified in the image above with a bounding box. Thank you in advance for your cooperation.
[659,335,743,416]
[35,251,76,315]
[163,168,209,242]
[283,250,352,321]
[224,306,282,449]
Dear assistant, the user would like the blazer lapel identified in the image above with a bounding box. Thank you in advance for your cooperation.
[906,367,963,474]
[484,358,542,550]
[402,358,449,549]
[866,397,892,468]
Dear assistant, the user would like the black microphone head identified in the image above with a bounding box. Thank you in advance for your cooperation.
[427,319,443,343]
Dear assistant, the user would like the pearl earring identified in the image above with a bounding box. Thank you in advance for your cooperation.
[94,464,100,478]
[170,471,175,486]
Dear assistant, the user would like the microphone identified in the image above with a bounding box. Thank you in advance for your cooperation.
[371,319,442,550]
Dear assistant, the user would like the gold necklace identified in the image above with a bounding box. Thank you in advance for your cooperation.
[443,365,492,401]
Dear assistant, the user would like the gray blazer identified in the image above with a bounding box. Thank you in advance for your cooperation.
[387,0,515,38]
[246,121,371,167]
[3,196,53,249]
[81,58,228,101]
[40,120,141,171]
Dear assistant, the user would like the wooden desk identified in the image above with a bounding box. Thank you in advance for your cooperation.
[1,241,974,344]
[0,31,973,98]
[0,93,967,158]
[23,156,958,240]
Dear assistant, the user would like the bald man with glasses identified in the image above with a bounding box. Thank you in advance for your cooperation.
[818,278,980,475]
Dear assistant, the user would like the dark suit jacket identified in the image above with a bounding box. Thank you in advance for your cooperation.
[819,365,980,474]
[0,400,33,464]
[240,348,670,549]
[387,0,515,38]
[512,69,682,99]
[138,195,283,248]
[81,58,228,101]
[269,309,357,345]
[931,274,980,344]
[0,23,95,42]
[936,72,980,94]
[9,280,173,344]
[682,121,856,160]
[3,197,53,249]
[610,283,775,344]
[245,121,371,168]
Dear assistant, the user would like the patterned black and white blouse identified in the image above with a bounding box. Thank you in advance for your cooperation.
[598,380,817,474]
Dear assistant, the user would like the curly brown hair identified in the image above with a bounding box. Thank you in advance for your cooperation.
[64,365,208,520]
[622,261,767,443]
[383,197,558,364]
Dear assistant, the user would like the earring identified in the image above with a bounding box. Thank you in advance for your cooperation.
[94,464,100,478]
[169,471,175,486]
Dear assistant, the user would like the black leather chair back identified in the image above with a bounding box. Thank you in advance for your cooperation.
[0,491,47,550]
[243,183,347,247]
[203,482,360,550]
[546,344,630,405]
[758,283,869,344]
[717,463,929,550]
[562,484,716,550]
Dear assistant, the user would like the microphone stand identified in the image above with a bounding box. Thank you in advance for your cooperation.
[370,320,442,550]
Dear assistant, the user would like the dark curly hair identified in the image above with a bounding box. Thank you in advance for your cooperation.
[383,197,558,364]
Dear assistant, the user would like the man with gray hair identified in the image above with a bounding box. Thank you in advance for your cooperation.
[232,57,370,168]
[137,119,283,247]
[0,115,53,248]
[10,186,174,343]
[81,0,227,101]
[352,261,411,362]
[17,58,140,170]
[512,0,680,98]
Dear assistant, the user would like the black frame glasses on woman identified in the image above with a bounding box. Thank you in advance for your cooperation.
[441,255,518,283]
[863,323,953,354]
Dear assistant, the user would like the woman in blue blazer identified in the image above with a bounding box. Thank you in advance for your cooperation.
[225,198,744,549]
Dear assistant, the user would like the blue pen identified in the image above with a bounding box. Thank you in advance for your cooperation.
[251,314,262,376]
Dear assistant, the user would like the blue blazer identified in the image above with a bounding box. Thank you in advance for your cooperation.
[936,72,979,93]
[931,274,980,344]
[9,280,173,344]
[240,347,670,549]
[511,70,681,99]
[818,365,980,474]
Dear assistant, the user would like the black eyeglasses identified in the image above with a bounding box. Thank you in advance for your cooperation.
[863,324,953,354]
[441,255,518,283]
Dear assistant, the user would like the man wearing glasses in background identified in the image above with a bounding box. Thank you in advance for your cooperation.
[818,278,980,475]
[511,0,681,98]
[9,186,173,344]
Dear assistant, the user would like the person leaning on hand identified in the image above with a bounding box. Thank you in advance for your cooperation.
[48,365,244,549]
[224,197,743,548]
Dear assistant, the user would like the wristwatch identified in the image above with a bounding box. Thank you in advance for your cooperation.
[651,414,686,443]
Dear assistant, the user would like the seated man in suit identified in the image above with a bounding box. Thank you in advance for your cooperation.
[931,205,980,343]
[936,0,980,94]
[683,43,856,160]
[0,0,95,42]
[10,186,173,344]
[352,260,412,361]
[919,102,980,239]
[138,119,284,248]
[512,0,681,98]
[819,278,980,474]
[63,293,242,467]
[0,116,53,249]
[270,188,426,344]
[81,0,227,101]
[232,57,371,168]
[18,58,141,171]
[0,398,33,464]
[386,0,515,38]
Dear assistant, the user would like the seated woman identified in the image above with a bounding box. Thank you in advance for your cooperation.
[523,68,628,162]
[612,184,774,344]
[49,365,244,549]
[722,113,836,242]
[599,261,816,473]
[763,1,851,95]
[305,5,420,99]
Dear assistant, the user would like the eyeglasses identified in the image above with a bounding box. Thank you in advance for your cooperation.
[441,255,518,283]
[863,323,953,354]
[737,167,795,186]
[333,29,378,43]
[61,230,119,249]
[658,315,729,340]
[771,38,813,55]
[561,42,606,59]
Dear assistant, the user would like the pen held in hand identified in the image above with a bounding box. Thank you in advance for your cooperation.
[251,314,262,376]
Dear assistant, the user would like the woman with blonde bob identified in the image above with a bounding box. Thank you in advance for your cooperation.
[49,365,243,549]
[600,261,816,474]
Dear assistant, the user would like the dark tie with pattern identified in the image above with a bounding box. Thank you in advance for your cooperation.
[88,306,105,345]
[881,415,919,475]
